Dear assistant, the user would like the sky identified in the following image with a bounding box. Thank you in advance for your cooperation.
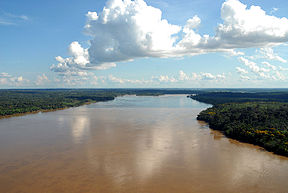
[1,0,288,88]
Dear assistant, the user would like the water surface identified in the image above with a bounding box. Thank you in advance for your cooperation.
[0,95,288,193]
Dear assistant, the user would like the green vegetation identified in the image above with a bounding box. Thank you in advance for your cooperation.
[0,89,117,117]
[193,91,288,156]
[189,91,288,105]
[0,89,200,118]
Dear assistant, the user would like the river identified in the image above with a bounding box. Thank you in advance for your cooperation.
[0,95,287,193]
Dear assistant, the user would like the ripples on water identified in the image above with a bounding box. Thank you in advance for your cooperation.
[0,95,287,193]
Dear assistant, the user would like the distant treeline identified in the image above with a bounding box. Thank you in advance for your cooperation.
[0,90,116,117]
[191,91,288,156]
[189,91,288,105]
[0,89,201,118]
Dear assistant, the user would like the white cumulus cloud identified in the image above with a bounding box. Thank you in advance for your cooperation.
[216,0,288,48]
[51,0,288,74]
[85,0,181,64]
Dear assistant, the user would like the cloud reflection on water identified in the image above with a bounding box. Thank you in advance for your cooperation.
[71,115,90,144]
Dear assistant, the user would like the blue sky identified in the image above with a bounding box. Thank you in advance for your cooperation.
[1,0,288,88]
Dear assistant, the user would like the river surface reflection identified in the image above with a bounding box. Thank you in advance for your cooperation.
[0,95,288,193]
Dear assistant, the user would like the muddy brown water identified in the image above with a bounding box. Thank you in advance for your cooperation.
[0,95,288,193]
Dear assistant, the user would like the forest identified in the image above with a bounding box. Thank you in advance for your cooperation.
[189,91,288,105]
[193,92,288,156]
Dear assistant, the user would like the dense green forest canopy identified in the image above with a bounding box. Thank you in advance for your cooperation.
[197,102,288,156]
[190,91,288,157]
[189,91,288,105]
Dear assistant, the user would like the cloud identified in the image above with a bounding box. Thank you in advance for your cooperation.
[42,69,230,87]
[50,52,110,76]
[262,61,277,70]
[4,12,29,21]
[50,42,89,72]
[257,47,286,63]
[108,75,125,84]
[90,75,99,85]
[274,71,285,80]
[237,56,287,81]
[177,0,288,51]
[279,66,288,71]
[50,44,116,75]
[0,72,12,78]
[35,74,50,86]
[0,19,15,25]
[185,15,201,30]
[178,70,190,81]
[200,73,226,80]
[107,75,151,84]
[215,0,288,48]
[52,0,181,74]
[178,71,226,81]
[104,70,226,86]
[85,0,181,64]
[238,57,270,76]
[52,0,288,74]
[200,73,216,80]
[68,41,89,67]
[93,62,117,70]
[240,75,250,80]
[270,7,278,14]
[227,49,245,56]
[0,11,30,25]
[0,72,28,86]
[236,67,248,74]
[157,75,178,83]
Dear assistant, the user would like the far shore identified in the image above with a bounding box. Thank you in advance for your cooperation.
[0,101,99,120]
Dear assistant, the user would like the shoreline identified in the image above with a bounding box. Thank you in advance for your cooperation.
[202,120,288,158]
[0,100,109,120]
[196,103,288,157]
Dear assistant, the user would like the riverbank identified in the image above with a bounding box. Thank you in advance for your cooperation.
[196,102,288,157]
[0,90,121,119]
[0,100,107,119]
